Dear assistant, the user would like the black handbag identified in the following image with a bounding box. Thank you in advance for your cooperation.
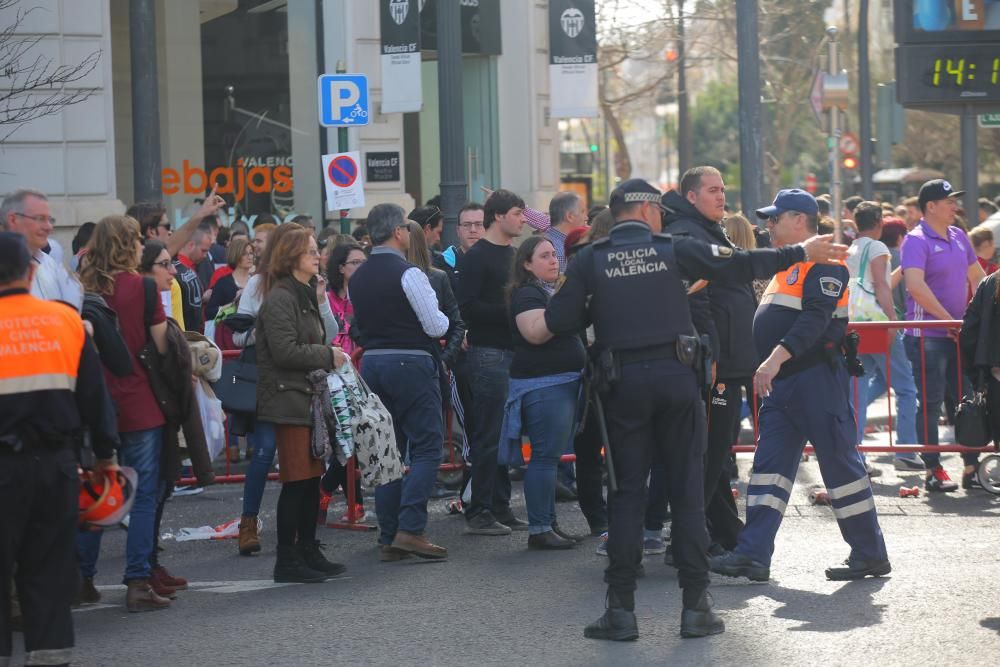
[955,374,992,449]
[213,346,258,415]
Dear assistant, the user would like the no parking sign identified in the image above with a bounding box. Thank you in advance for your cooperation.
[322,151,365,211]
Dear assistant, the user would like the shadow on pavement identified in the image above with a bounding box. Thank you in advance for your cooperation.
[980,617,1000,635]
[720,577,889,633]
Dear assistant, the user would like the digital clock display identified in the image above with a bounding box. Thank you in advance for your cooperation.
[896,44,1000,107]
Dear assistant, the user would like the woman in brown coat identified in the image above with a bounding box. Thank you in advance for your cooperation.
[256,226,349,583]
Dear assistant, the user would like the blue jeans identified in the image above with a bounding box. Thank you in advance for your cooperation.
[76,427,163,582]
[521,380,580,533]
[241,420,277,516]
[361,353,443,545]
[903,335,978,468]
[465,346,513,519]
[854,333,918,455]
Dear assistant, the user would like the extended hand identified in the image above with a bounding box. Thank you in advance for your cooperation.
[802,234,849,264]
[196,184,226,219]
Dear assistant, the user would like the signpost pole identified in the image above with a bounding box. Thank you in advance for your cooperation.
[857,0,874,199]
[827,27,842,245]
[336,60,350,233]
[961,106,978,222]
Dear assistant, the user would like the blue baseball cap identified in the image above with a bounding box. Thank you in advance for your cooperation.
[755,189,819,220]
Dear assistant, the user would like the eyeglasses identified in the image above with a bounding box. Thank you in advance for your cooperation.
[345,259,366,267]
[13,212,56,225]
[152,259,173,270]
[306,249,320,257]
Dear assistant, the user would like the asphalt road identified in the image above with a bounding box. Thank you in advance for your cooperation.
[13,442,1000,667]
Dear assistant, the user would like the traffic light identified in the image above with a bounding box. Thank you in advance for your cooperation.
[842,155,858,170]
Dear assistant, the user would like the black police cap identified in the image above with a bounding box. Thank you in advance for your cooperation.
[609,179,662,208]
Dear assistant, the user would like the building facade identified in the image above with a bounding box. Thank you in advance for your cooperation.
[2,0,560,247]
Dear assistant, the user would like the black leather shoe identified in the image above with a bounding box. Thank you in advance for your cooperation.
[680,591,725,638]
[552,521,587,543]
[825,558,891,581]
[528,530,575,550]
[584,607,639,641]
[708,550,769,582]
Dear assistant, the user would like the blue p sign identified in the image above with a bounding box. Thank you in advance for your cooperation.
[318,74,370,127]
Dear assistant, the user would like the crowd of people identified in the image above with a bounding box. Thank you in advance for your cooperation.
[2,169,1000,660]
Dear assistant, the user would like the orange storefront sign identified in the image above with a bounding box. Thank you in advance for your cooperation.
[162,159,293,201]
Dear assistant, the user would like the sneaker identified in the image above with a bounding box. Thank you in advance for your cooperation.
[708,550,770,582]
[864,461,883,478]
[596,531,609,556]
[337,504,371,523]
[172,485,205,497]
[925,466,958,493]
[962,472,984,491]
[642,536,666,556]
[465,511,512,536]
[893,456,925,471]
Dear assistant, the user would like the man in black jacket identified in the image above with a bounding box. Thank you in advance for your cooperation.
[662,166,755,553]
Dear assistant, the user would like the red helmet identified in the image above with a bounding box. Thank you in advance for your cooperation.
[79,466,138,528]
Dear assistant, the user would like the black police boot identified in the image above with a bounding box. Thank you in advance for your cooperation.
[583,590,639,641]
[680,590,725,638]
[273,545,328,583]
[824,557,891,581]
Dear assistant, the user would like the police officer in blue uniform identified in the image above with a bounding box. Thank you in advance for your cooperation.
[709,189,891,583]
[540,180,848,641]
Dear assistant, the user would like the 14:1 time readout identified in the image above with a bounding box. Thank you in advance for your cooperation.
[932,57,1000,86]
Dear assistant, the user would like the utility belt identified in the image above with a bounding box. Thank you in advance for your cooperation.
[776,331,864,380]
[593,334,714,393]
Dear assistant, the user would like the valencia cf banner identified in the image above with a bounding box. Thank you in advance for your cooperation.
[380,0,422,113]
[549,0,598,118]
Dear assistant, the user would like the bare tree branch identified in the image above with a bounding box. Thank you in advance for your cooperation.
[0,1,102,143]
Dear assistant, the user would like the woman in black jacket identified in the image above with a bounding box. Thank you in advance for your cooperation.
[959,271,1000,450]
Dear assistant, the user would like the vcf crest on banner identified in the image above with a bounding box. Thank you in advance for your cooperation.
[560,6,585,38]
[549,0,598,118]
[380,0,422,114]
[389,0,409,24]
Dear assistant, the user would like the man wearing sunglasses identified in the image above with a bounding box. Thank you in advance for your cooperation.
[1,188,82,310]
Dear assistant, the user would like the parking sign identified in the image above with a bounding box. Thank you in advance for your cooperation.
[318,74,370,127]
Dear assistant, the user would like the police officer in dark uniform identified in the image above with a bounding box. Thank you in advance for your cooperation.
[541,180,848,641]
[0,232,119,667]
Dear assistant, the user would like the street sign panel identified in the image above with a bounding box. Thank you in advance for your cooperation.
[839,132,859,156]
[322,152,365,210]
[809,69,824,126]
[981,113,1000,128]
[318,74,370,127]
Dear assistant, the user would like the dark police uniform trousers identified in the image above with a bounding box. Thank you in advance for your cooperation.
[704,379,748,550]
[0,443,79,665]
[545,220,812,607]
[603,357,709,604]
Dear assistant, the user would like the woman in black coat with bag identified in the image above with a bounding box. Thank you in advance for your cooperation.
[959,270,1000,459]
